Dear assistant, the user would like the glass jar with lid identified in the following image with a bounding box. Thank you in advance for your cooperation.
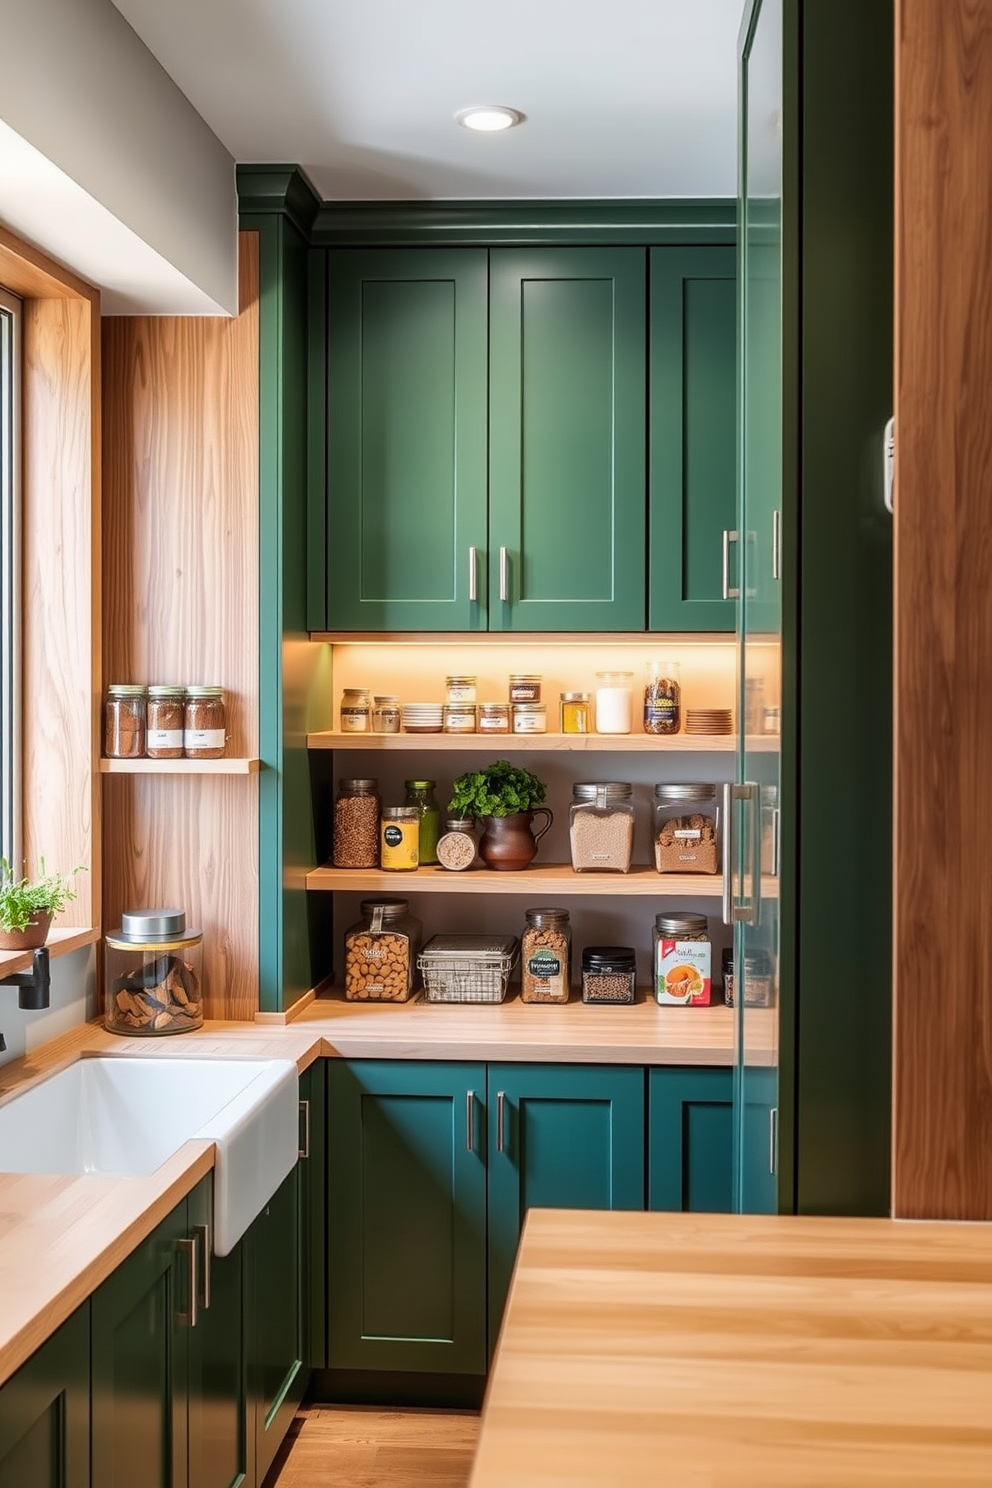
[643,659,682,735]
[104,908,203,1035]
[652,784,720,874]
[445,675,477,705]
[653,912,712,1004]
[105,684,147,759]
[404,780,441,865]
[521,908,571,1004]
[436,817,478,871]
[184,686,227,759]
[512,702,547,734]
[380,807,420,870]
[372,696,400,734]
[581,946,636,1004]
[340,687,372,733]
[443,703,477,734]
[508,674,542,704]
[568,782,635,873]
[559,692,590,735]
[343,898,422,1002]
[333,778,381,868]
[146,686,185,758]
[594,671,634,734]
[478,702,510,734]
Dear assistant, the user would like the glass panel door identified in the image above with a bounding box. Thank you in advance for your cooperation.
[732,0,782,1213]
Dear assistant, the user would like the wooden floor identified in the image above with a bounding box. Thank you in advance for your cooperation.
[264,1405,480,1488]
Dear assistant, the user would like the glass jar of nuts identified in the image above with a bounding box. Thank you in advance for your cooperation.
[520,907,571,1004]
[343,898,422,1002]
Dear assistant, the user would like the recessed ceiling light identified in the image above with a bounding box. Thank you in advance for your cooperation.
[455,106,525,134]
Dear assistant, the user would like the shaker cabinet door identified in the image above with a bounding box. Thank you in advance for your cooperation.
[323,249,489,631]
[0,1307,90,1488]
[649,246,737,631]
[488,248,647,631]
[648,1067,735,1213]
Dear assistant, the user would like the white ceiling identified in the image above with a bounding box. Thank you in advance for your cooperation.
[110,0,743,201]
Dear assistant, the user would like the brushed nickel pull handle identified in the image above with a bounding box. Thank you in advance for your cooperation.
[466,1089,476,1152]
[176,1237,198,1329]
[722,529,741,600]
[468,546,478,603]
[769,1107,779,1175]
[770,806,780,879]
[499,547,509,603]
[772,510,781,581]
[722,781,734,926]
[193,1223,211,1311]
[299,1098,310,1160]
[496,1090,507,1153]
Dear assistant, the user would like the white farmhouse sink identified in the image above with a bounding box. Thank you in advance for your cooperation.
[0,1057,300,1255]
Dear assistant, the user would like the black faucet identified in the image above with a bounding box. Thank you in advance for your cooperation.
[0,947,51,1009]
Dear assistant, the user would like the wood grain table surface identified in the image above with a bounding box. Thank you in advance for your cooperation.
[470,1208,992,1488]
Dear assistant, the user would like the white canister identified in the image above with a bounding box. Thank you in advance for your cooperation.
[594,672,634,734]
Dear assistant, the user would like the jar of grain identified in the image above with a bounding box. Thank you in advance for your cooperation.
[105,684,147,758]
[436,818,478,872]
[372,696,400,734]
[478,702,510,734]
[569,782,635,873]
[343,898,422,1002]
[559,692,590,734]
[333,778,380,868]
[104,908,203,1035]
[145,686,185,759]
[653,784,720,874]
[184,686,227,759]
[380,806,420,871]
[580,946,636,1004]
[594,671,634,734]
[340,687,372,733]
[520,908,571,1004]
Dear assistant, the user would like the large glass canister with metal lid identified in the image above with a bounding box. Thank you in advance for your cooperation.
[568,782,635,873]
[652,783,720,874]
[104,908,203,1035]
[343,897,422,1002]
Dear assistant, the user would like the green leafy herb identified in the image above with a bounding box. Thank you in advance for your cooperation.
[447,760,547,819]
[0,858,86,933]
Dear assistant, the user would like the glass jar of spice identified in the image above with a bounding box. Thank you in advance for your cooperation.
[443,703,477,734]
[445,675,477,705]
[105,684,147,759]
[478,702,510,734]
[183,686,227,759]
[509,674,542,704]
[340,688,372,733]
[559,692,590,735]
[512,703,547,734]
[146,686,185,759]
[371,696,400,734]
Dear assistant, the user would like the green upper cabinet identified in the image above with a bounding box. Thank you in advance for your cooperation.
[488,248,647,631]
[322,248,489,631]
[648,246,737,631]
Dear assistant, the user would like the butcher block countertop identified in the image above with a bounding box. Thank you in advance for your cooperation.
[470,1209,992,1488]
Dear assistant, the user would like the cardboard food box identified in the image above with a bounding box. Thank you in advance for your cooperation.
[654,938,713,1005]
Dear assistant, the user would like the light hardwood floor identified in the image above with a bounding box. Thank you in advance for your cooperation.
[264,1405,479,1488]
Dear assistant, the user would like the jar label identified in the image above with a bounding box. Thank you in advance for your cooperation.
[645,701,678,726]
[527,950,562,981]
[479,716,509,732]
[383,825,403,847]
[147,729,183,749]
[512,713,546,734]
[340,710,369,732]
[673,829,702,841]
[654,940,713,1005]
[184,728,225,750]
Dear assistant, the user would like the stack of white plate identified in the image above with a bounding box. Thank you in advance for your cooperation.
[401,703,443,734]
[685,708,734,735]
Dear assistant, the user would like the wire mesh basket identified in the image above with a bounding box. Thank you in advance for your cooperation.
[417,934,519,1004]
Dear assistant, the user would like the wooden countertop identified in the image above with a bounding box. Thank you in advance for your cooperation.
[471,1209,992,1488]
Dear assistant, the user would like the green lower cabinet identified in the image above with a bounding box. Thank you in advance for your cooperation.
[0,1306,90,1488]
[648,1066,777,1214]
[247,1166,306,1485]
[486,1063,645,1344]
[187,1183,249,1488]
[326,1060,488,1375]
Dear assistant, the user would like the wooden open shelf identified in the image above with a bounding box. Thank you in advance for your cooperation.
[99,757,262,775]
[0,927,101,978]
[307,863,725,896]
[307,731,778,753]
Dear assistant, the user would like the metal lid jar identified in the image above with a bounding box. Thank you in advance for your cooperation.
[333,777,381,868]
[580,945,637,1004]
[105,683,147,759]
[521,907,571,1004]
[183,686,226,759]
[146,686,185,759]
[104,908,203,1035]
[653,912,713,1005]
[652,783,720,874]
[343,897,422,1002]
[568,782,635,873]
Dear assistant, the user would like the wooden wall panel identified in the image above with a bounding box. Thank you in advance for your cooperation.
[101,234,259,1019]
[893,0,992,1217]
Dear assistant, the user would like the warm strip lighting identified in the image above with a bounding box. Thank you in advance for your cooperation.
[455,105,524,133]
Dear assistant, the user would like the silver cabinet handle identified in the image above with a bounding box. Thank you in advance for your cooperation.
[769,1107,779,1175]
[499,547,509,603]
[770,806,780,879]
[193,1222,211,1311]
[496,1090,507,1153]
[176,1237,198,1329]
[723,782,758,925]
[298,1098,310,1160]
[468,546,478,603]
[722,782,734,926]
[722,529,740,600]
[466,1089,476,1152]
[772,510,781,581]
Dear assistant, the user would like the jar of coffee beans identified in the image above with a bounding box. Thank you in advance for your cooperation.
[333,778,380,868]
[521,908,571,1004]
[581,946,636,1004]
[343,898,422,1001]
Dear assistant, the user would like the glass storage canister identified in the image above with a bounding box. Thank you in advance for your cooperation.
[478,701,510,734]
[722,946,775,1007]
[333,777,381,868]
[653,784,720,874]
[404,779,441,865]
[512,702,547,734]
[343,898,422,1002]
[445,675,477,705]
[559,692,590,735]
[521,908,571,1004]
[508,674,542,704]
[443,703,477,734]
[436,817,478,872]
[594,671,634,734]
[105,683,147,759]
[581,946,637,1004]
[104,908,203,1035]
[145,685,185,759]
[380,806,420,871]
[340,687,372,733]
[372,695,400,734]
[654,912,713,1005]
[643,659,682,735]
[184,686,226,759]
[568,782,635,873]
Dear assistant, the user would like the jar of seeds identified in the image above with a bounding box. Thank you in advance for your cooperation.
[333,778,381,868]
[521,908,571,1004]
[569,782,635,873]
[581,946,636,1004]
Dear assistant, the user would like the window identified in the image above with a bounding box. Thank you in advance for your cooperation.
[0,287,21,870]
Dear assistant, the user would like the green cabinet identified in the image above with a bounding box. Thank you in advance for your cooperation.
[649,246,737,631]
[247,1166,306,1486]
[326,1060,645,1374]
[0,1307,90,1488]
[648,1065,776,1213]
[187,1183,249,1488]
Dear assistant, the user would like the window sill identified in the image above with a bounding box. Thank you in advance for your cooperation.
[0,927,100,978]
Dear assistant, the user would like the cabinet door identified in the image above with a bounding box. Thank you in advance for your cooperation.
[186,1180,248,1488]
[299,1062,326,1371]
[323,249,489,631]
[247,1166,305,1486]
[648,1067,734,1212]
[92,1200,190,1488]
[486,1064,645,1344]
[327,1060,487,1375]
[0,1306,90,1488]
[489,248,647,631]
[649,247,737,631]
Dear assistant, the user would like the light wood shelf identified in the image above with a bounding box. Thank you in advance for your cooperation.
[308,731,779,753]
[99,757,262,775]
[307,863,725,896]
[0,927,100,978]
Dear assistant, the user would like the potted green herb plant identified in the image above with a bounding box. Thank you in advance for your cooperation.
[447,760,552,871]
[0,858,84,951]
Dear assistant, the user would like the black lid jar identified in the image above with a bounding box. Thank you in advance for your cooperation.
[580,945,636,1004]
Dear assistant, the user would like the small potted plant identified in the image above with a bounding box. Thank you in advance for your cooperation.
[448,760,553,871]
[0,858,84,951]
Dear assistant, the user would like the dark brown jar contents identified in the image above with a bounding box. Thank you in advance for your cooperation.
[184,686,227,759]
[146,686,185,759]
[105,684,146,758]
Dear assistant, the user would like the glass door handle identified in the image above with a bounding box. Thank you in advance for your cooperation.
[722,530,741,599]
[468,547,478,603]
[723,782,759,925]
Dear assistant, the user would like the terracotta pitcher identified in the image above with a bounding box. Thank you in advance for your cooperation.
[477,809,553,871]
